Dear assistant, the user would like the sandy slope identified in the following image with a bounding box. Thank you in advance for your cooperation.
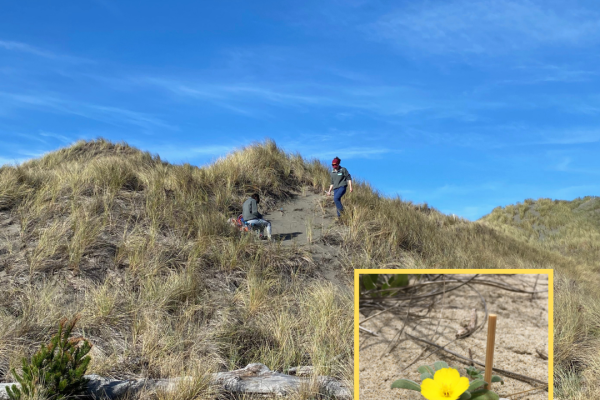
[262,190,352,286]
[266,191,334,246]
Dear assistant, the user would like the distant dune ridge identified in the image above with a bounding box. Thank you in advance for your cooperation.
[0,138,596,398]
[482,195,600,399]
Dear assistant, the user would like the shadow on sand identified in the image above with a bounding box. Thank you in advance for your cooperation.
[272,232,302,241]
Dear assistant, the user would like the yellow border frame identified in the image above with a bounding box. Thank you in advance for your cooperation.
[354,269,554,399]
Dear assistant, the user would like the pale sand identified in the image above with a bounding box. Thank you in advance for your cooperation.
[359,274,549,400]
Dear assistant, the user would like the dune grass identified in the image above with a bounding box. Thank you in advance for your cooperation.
[0,139,351,400]
[482,197,600,264]
[481,197,600,398]
[0,138,595,398]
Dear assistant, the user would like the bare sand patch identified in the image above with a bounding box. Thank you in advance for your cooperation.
[359,274,549,400]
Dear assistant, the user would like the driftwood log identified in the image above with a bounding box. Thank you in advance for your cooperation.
[0,363,352,399]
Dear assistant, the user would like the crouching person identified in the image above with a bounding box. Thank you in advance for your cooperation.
[243,193,272,240]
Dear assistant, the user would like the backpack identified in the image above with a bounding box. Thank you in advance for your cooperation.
[236,214,250,232]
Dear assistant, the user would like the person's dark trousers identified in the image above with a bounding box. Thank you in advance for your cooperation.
[333,186,347,217]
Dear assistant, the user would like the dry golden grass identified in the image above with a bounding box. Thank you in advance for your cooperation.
[482,197,600,399]
[0,138,594,398]
[482,197,600,264]
[0,139,349,400]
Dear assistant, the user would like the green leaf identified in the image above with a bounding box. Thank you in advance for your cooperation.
[390,379,421,391]
[389,274,409,288]
[468,379,487,392]
[418,365,435,377]
[491,375,504,384]
[381,282,391,296]
[465,366,483,380]
[360,275,376,291]
[381,282,393,296]
[433,361,449,371]
[420,372,433,381]
[469,389,500,400]
[458,391,472,400]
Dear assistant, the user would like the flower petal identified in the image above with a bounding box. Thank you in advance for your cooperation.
[421,377,442,400]
[434,367,461,386]
[453,376,470,397]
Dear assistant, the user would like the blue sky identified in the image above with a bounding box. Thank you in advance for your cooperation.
[1,0,599,220]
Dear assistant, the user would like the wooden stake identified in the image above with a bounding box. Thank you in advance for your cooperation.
[484,314,497,390]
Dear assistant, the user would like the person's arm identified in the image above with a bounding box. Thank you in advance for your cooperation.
[346,169,353,193]
[327,172,334,195]
[250,199,259,219]
[255,199,263,219]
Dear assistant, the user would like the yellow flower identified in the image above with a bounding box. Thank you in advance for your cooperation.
[420,367,470,400]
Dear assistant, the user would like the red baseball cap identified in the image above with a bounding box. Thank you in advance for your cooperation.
[332,157,341,165]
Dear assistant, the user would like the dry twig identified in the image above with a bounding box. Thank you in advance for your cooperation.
[405,333,548,387]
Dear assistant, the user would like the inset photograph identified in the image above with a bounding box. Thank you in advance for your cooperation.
[356,270,552,400]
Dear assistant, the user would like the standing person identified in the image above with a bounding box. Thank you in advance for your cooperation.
[326,157,352,217]
[242,193,272,240]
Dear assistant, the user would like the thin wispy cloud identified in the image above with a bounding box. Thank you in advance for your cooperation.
[543,130,600,145]
[138,75,484,122]
[13,132,50,144]
[0,40,57,58]
[143,78,334,109]
[553,156,600,175]
[15,149,45,158]
[368,0,600,56]
[299,146,394,160]
[511,64,598,84]
[470,65,598,96]
[138,144,239,164]
[476,126,600,147]
[9,42,503,125]
[0,92,176,131]
[88,105,176,131]
[0,39,92,63]
[39,131,73,144]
